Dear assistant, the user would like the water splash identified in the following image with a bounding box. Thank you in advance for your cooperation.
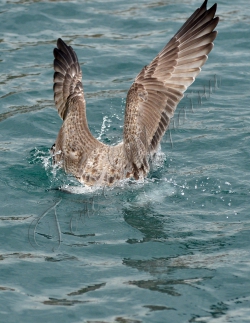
[97,115,111,140]
[165,74,221,147]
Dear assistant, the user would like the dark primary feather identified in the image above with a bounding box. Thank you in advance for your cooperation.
[53,38,83,120]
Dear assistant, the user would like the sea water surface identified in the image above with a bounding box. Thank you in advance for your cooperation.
[0,0,250,322]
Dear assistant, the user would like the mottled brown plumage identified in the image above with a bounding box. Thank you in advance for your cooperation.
[51,0,219,186]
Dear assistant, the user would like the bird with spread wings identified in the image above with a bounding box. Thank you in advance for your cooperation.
[51,0,219,186]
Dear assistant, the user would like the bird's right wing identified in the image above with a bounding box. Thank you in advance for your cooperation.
[123,0,219,173]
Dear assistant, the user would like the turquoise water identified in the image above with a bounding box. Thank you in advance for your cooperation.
[1,0,250,322]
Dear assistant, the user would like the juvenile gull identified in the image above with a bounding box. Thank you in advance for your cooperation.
[51,0,219,186]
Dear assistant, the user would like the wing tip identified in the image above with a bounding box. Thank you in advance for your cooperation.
[52,38,84,120]
[57,38,67,50]
[201,0,208,10]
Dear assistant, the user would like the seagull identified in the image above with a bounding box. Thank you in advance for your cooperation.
[51,0,219,187]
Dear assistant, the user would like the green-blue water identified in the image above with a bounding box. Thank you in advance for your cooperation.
[1,0,250,322]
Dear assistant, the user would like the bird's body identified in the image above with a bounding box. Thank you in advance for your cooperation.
[51,0,219,186]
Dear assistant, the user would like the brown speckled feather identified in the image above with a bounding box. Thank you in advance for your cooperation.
[51,0,219,186]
